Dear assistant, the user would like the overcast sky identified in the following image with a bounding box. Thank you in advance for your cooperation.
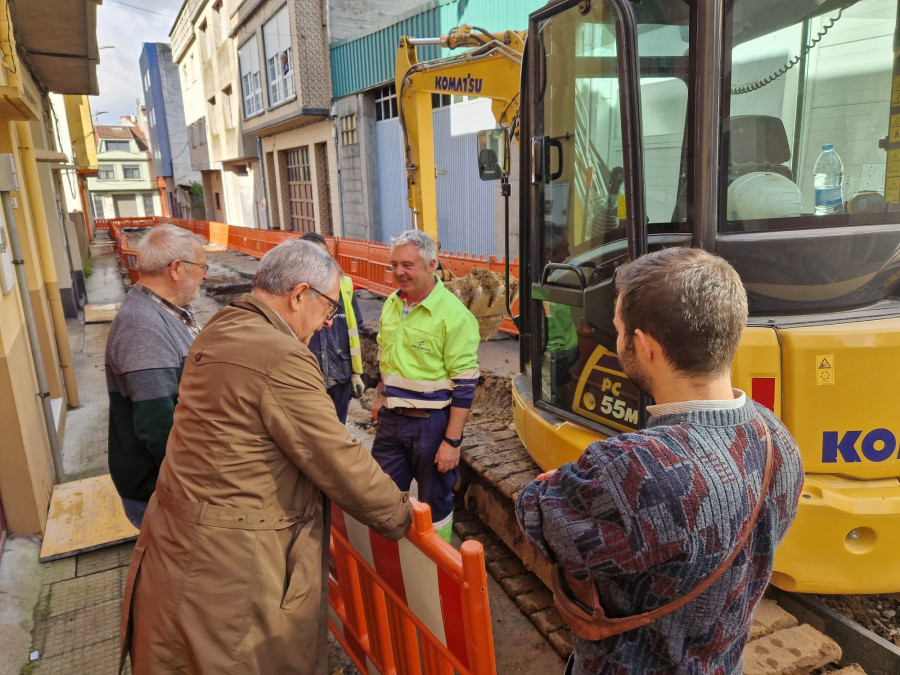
[89,0,185,124]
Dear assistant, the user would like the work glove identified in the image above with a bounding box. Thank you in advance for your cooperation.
[351,374,365,399]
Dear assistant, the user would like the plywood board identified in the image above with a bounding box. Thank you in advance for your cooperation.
[40,474,138,562]
[83,303,119,323]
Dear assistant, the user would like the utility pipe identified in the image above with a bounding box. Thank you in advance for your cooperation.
[15,120,81,407]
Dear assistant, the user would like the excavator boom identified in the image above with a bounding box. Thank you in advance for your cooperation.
[395,25,525,240]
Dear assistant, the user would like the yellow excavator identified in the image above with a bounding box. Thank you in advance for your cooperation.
[397,0,900,596]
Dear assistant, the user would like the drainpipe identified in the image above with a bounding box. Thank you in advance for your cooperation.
[0,163,66,484]
[15,120,81,407]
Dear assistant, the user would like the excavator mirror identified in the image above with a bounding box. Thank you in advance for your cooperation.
[476,128,509,181]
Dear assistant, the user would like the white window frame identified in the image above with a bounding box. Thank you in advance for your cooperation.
[97,164,115,180]
[91,193,105,218]
[104,140,131,152]
[122,164,142,180]
[263,6,295,108]
[238,36,263,118]
[142,194,155,216]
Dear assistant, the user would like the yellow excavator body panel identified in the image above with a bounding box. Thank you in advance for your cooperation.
[513,317,900,593]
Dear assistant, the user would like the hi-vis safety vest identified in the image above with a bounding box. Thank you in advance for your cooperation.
[340,275,363,374]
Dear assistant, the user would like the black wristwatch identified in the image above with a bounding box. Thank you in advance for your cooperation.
[443,435,463,448]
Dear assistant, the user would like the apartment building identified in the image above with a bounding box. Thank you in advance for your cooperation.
[86,125,160,219]
[140,43,204,219]
[171,0,259,227]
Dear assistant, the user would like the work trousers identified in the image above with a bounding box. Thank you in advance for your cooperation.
[327,381,352,424]
[371,407,455,523]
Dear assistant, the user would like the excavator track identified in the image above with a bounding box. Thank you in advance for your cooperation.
[455,403,900,675]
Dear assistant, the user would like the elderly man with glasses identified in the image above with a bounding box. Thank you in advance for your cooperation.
[105,223,209,529]
[120,239,413,675]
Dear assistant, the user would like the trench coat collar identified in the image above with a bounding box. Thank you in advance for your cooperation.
[231,293,297,340]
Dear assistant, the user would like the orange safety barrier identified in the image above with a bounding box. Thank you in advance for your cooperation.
[329,501,496,674]
[104,217,520,335]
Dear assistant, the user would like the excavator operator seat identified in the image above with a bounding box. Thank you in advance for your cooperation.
[478,148,504,181]
[727,115,793,183]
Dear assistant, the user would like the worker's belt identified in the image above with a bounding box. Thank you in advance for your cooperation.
[155,482,311,531]
[389,407,432,419]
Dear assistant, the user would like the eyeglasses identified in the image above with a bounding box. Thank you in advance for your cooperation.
[308,285,341,320]
[179,260,209,274]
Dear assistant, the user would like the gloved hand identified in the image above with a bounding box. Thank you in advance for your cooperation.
[351,374,365,399]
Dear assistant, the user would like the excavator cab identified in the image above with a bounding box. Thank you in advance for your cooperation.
[514,0,900,594]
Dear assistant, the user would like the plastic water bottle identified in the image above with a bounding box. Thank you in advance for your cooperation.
[813,144,844,215]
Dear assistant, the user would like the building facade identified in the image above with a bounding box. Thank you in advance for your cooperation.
[86,126,160,220]
[140,43,204,219]
[171,0,260,228]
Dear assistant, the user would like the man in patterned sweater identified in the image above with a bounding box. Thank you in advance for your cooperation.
[516,248,803,674]
[106,224,208,528]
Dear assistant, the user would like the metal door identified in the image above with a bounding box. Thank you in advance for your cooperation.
[285,147,315,232]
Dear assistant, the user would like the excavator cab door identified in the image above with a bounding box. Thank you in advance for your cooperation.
[523,0,649,439]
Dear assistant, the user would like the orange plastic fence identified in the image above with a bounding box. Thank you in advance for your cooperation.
[330,502,496,674]
[102,217,520,335]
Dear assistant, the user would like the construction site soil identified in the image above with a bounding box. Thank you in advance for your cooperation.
[137,237,899,671]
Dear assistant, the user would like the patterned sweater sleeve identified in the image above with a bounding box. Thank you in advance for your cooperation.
[516,436,662,581]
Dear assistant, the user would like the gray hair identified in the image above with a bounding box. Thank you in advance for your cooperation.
[390,229,437,267]
[253,239,340,295]
[136,224,205,274]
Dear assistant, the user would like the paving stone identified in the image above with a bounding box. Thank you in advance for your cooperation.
[486,554,527,581]
[531,607,566,634]
[500,573,542,598]
[516,588,554,614]
[76,547,121,576]
[453,519,486,540]
[31,637,129,674]
[749,598,798,642]
[47,569,121,617]
[742,623,842,675]
[40,557,76,585]
[547,628,574,659]
[40,600,120,659]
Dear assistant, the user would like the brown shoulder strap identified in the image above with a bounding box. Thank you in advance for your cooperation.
[553,413,775,638]
[638,413,775,619]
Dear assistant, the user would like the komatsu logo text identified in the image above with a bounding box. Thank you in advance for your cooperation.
[434,74,483,94]
[822,428,898,462]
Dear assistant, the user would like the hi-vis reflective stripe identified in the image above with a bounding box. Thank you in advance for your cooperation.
[383,373,454,393]
[330,503,496,673]
[340,276,363,374]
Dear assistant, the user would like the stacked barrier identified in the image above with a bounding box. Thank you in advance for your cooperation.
[101,217,520,335]
[329,502,496,674]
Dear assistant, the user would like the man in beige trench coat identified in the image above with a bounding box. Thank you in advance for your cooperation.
[120,240,414,675]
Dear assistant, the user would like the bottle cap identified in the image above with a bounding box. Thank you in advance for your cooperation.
[823,144,834,151]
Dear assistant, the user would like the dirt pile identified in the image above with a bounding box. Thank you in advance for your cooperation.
[444,268,519,341]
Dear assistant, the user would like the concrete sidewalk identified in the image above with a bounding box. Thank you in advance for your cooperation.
[0,230,132,675]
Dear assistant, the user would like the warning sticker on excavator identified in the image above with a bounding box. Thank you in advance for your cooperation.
[887,178,900,204]
[816,354,834,386]
[888,150,900,178]
[891,117,900,142]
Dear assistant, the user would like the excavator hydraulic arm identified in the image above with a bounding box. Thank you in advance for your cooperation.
[395,25,525,241]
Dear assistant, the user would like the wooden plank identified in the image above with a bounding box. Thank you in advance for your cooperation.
[83,303,119,324]
[39,474,137,562]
